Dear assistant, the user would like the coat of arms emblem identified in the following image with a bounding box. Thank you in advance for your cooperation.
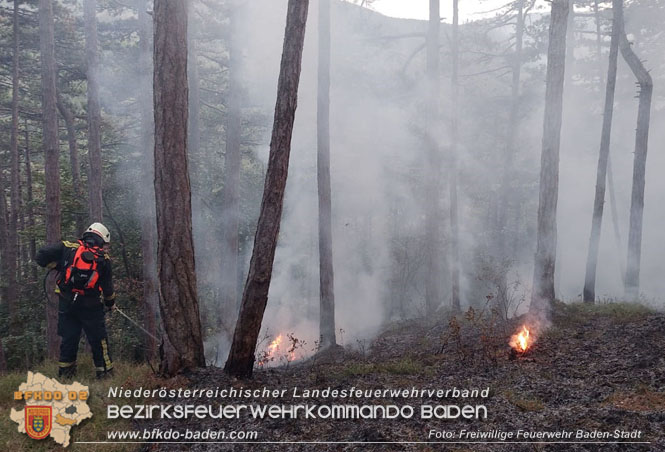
[25,406,52,440]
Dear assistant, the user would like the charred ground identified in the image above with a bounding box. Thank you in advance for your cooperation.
[136,302,665,452]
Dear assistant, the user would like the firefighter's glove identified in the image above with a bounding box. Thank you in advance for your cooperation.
[104,298,116,309]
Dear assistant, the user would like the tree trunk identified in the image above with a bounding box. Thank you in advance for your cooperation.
[0,336,6,372]
[138,0,159,360]
[39,0,61,359]
[219,3,243,328]
[606,155,624,281]
[317,0,336,348]
[424,0,443,315]
[24,121,38,282]
[449,0,461,312]
[153,0,205,375]
[187,9,201,167]
[497,0,524,256]
[224,0,309,379]
[620,26,653,301]
[594,0,625,283]
[84,0,103,222]
[530,0,569,313]
[7,0,21,333]
[0,168,10,312]
[565,0,575,84]
[583,0,621,303]
[56,96,86,235]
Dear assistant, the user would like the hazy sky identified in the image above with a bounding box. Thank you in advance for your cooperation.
[371,0,550,22]
[371,0,511,22]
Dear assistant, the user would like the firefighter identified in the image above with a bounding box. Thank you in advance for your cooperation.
[35,223,116,379]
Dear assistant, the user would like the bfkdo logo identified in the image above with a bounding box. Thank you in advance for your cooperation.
[25,405,52,440]
[10,372,93,447]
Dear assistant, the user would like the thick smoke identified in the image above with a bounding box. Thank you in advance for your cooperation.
[100,0,665,363]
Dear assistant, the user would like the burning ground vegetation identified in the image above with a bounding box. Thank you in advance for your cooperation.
[134,301,665,452]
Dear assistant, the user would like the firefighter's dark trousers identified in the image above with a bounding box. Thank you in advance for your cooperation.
[58,296,113,376]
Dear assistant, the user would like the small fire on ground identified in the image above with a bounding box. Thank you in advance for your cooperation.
[257,333,303,367]
[509,325,531,353]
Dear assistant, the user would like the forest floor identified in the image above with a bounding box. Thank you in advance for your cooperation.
[136,301,665,452]
[2,302,664,451]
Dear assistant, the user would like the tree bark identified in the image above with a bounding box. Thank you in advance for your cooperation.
[0,167,10,313]
[8,0,21,334]
[84,0,103,222]
[57,95,86,235]
[24,121,37,282]
[424,0,443,315]
[0,335,6,372]
[153,0,205,375]
[449,0,461,312]
[317,0,337,348]
[187,7,201,167]
[224,0,309,378]
[565,0,575,83]
[606,155,624,281]
[219,3,243,327]
[39,0,61,359]
[138,0,159,360]
[583,0,621,303]
[594,0,625,283]
[620,26,653,301]
[530,0,569,313]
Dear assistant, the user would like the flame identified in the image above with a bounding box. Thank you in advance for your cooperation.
[258,333,299,367]
[258,334,284,366]
[268,334,283,354]
[510,325,531,353]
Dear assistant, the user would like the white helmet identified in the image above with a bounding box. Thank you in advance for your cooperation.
[85,222,111,244]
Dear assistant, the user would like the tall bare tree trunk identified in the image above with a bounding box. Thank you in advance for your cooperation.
[0,335,6,372]
[594,0,625,283]
[39,0,61,359]
[583,0,621,303]
[57,96,86,235]
[153,0,205,375]
[530,0,569,313]
[24,121,37,282]
[424,0,443,315]
[224,0,309,378]
[84,0,103,222]
[317,0,336,348]
[8,0,21,334]
[0,168,10,311]
[187,5,201,166]
[138,0,159,360]
[565,0,575,83]
[606,155,624,280]
[449,0,461,312]
[498,0,524,255]
[620,27,653,301]
[219,3,243,328]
